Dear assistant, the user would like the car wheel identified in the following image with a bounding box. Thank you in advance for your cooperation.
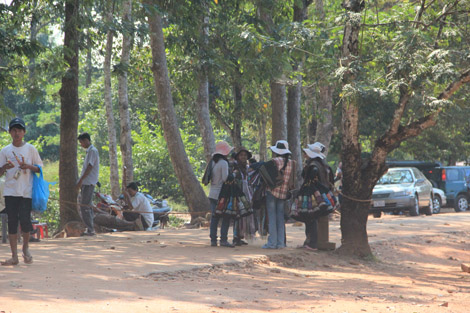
[372,211,382,218]
[409,195,419,216]
[432,195,442,214]
[454,194,469,212]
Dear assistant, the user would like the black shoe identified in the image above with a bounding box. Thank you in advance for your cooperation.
[211,241,217,247]
[239,239,248,245]
[220,241,235,248]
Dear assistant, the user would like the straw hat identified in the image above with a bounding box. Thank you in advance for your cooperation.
[234,146,253,160]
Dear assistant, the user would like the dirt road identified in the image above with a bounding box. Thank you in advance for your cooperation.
[1,210,469,312]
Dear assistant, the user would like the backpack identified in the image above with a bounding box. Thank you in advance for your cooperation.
[201,160,214,186]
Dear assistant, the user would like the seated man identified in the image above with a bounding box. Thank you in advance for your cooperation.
[122,182,154,230]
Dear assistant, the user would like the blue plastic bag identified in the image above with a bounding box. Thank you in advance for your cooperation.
[32,165,55,213]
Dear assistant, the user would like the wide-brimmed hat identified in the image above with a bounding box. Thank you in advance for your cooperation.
[213,141,233,156]
[235,146,252,160]
[9,117,26,131]
[270,140,291,155]
[303,142,326,159]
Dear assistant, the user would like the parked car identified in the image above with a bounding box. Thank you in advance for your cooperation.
[432,188,447,214]
[424,166,470,212]
[387,161,470,212]
[371,167,433,218]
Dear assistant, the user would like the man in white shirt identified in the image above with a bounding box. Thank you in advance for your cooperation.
[77,132,100,236]
[122,182,154,230]
[0,118,42,266]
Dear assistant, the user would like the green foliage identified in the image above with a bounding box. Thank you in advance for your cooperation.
[132,116,205,201]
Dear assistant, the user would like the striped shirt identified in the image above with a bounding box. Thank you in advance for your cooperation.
[268,157,294,199]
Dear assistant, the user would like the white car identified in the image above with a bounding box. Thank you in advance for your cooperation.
[432,188,447,214]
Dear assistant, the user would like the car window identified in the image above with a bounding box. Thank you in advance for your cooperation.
[446,169,461,181]
[378,169,413,184]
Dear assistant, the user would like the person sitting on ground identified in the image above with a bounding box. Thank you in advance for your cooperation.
[122,182,154,230]
[92,202,142,232]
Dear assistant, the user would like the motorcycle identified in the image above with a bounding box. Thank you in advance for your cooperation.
[143,193,172,229]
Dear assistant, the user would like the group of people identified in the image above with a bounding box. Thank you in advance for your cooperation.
[0,118,154,266]
[0,116,336,266]
[207,139,336,250]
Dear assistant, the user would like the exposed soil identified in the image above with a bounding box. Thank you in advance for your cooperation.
[1,212,469,313]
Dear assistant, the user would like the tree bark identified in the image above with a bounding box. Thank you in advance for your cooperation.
[85,34,92,88]
[146,3,210,215]
[337,0,372,257]
[258,114,267,161]
[288,0,312,185]
[195,5,215,162]
[271,79,287,144]
[315,85,334,150]
[104,0,120,199]
[314,0,335,152]
[119,0,134,184]
[231,82,243,149]
[58,0,81,227]
[287,79,302,186]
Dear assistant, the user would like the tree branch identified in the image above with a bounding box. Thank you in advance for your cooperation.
[381,68,470,149]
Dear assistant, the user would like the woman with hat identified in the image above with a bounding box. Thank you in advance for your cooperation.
[208,141,235,247]
[231,146,255,246]
[263,140,296,249]
[299,142,335,250]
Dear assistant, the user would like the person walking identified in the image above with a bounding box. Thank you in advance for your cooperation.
[300,142,335,250]
[77,132,100,236]
[263,140,296,249]
[0,118,43,265]
[208,141,234,247]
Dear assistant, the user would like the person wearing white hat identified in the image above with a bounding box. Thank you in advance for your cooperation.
[263,140,296,249]
[299,142,335,251]
[208,141,235,247]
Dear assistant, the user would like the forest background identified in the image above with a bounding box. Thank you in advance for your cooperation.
[0,0,469,257]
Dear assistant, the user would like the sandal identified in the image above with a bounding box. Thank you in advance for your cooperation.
[23,254,33,264]
[1,257,19,266]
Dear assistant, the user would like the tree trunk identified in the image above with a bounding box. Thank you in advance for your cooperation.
[270,79,287,144]
[196,74,216,162]
[195,5,215,162]
[287,79,302,186]
[58,0,81,227]
[146,4,210,215]
[104,0,120,199]
[315,85,334,150]
[85,34,92,88]
[314,0,334,151]
[118,0,134,184]
[337,0,372,257]
[258,115,267,161]
[231,82,243,149]
[288,0,312,185]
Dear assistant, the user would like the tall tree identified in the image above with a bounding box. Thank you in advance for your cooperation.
[195,1,216,162]
[288,0,313,184]
[103,0,120,198]
[338,0,470,257]
[58,0,81,227]
[146,1,210,215]
[118,0,134,184]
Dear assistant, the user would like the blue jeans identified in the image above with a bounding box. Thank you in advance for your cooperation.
[209,198,230,243]
[264,192,286,248]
